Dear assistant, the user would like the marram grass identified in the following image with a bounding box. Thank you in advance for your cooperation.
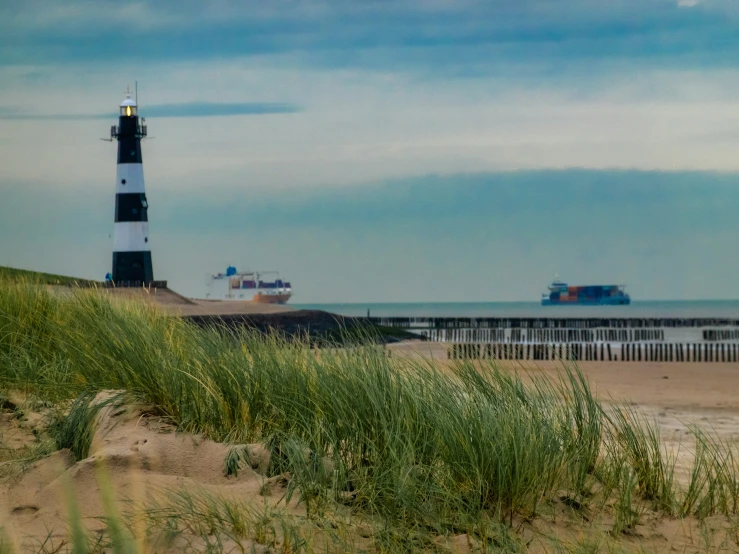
[2,276,739,550]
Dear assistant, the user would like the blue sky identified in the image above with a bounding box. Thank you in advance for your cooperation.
[1,0,739,301]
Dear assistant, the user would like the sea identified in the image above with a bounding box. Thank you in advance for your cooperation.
[292,300,739,319]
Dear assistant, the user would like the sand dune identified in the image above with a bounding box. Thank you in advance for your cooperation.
[4,344,739,551]
[0,393,296,553]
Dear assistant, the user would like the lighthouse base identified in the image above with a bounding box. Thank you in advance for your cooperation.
[104,280,168,289]
[112,251,154,286]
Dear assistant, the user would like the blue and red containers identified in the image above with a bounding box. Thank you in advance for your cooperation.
[231,279,291,290]
[542,280,630,306]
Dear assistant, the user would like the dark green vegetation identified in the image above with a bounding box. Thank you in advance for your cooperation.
[0,265,100,287]
[185,311,421,346]
[322,323,419,344]
[2,276,739,552]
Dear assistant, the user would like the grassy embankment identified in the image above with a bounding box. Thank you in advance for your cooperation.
[0,265,100,287]
[2,275,739,552]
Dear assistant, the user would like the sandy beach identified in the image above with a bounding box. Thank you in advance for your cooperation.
[389,341,739,413]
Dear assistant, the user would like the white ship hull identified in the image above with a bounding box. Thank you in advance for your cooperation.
[206,267,292,304]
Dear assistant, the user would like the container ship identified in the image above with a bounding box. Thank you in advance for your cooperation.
[542,279,630,306]
[206,266,292,304]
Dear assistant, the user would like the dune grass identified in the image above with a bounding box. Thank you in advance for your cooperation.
[2,276,739,551]
[47,391,125,462]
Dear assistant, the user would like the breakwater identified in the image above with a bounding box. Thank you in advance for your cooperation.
[448,342,739,363]
[371,316,739,362]
[368,317,739,344]
[179,308,739,361]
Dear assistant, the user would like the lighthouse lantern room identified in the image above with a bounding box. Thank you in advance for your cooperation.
[109,89,156,286]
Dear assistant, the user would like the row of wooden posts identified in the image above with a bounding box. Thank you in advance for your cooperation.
[447,342,739,363]
[425,328,667,343]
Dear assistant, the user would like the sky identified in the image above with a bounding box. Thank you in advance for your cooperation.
[1,0,739,302]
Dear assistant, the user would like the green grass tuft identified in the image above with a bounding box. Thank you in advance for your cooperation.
[48,392,124,461]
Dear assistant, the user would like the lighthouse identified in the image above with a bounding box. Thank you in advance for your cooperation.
[109,90,154,285]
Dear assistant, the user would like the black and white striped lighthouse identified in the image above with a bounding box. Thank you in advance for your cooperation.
[109,90,154,285]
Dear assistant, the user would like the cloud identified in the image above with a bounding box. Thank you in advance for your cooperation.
[143,102,301,118]
[0,102,301,120]
[150,169,739,236]
[4,63,739,191]
[2,0,739,74]
[0,109,108,121]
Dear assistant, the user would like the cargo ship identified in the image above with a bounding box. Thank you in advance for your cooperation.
[206,266,292,304]
[542,279,630,306]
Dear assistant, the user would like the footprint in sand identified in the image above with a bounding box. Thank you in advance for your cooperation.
[11,505,39,516]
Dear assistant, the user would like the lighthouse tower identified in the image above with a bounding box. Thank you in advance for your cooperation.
[110,90,154,285]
